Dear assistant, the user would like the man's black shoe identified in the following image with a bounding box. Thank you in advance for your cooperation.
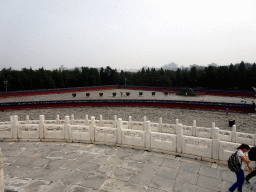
[245,178,250,184]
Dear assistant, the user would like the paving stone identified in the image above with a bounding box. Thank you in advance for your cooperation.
[176,170,199,185]
[44,169,69,181]
[44,181,69,192]
[63,160,83,170]
[106,157,126,167]
[104,149,119,156]
[3,149,22,157]
[156,166,179,179]
[116,150,132,159]
[113,168,134,181]
[95,165,117,177]
[34,150,52,157]
[145,155,164,165]
[197,175,222,191]
[21,180,50,192]
[19,149,38,157]
[89,148,106,155]
[62,171,88,185]
[12,157,35,166]
[69,185,93,192]
[76,162,99,173]
[47,151,65,159]
[146,187,166,192]
[179,161,200,174]
[2,156,19,164]
[99,178,126,192]
[29,158,49,167]
[3,164,16,175]
[77,154,96,163]
[178,157,211,166]
[129,154,148,162]
[49,144,66,151]
[63,152,80,160]
[149,175,175,191]
[122,160,142,171]
[221,180,233,192]
[197,186,216,192]
[199,165,221,179]
[162,158,181,169]
[46,159,67,169]
[129,171,155,186]
[92,155,111,165]
[25,167,52,179]
[121,183,147,192]
[9,166,33,178]
[173,181,198,192]
[81,174,106,189]
[139,162,160,174]
[220,170,237,183]
[5,178,31,192]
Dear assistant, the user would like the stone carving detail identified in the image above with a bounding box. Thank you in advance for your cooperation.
[0,126,11,132]
[46,126,63,131]
[221,143,237,152]
[219,131,231,136]
[20,126,37,131]
[45,120,57,124]
[197,128,210,133]
[71,127,89,132]
[132,122,143,126]
[123,131,143,139]
[104,121,113,125]
[153,135,174,143]
[184,138,210,148]
[183,126,192,131]
[97,129,116,135]
[163,124,175,129]
[237,133,253,140]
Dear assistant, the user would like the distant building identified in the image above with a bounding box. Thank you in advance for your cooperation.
[189,64,205,70]
[59,65,67,72]
[208,63,218,67]
[161,62,178,71]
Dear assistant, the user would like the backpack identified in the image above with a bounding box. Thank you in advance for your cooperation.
[228,151,241,173]
[249,146,256,161]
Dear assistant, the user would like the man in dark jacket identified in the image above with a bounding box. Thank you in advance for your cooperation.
[245,146,256,183]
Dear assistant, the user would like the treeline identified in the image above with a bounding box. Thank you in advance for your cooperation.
[0,61,256,92]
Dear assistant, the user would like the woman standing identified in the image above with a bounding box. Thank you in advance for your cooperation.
[228,144,253,192]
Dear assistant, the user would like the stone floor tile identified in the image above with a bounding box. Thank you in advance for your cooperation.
[76,162,100,173]
[77,154,96,163]
[95,165,117,177]
[128,154,148,163]
[99,178,126,192]
[115,150,133,159]
[199,165,221,179]
[220,170,237,183]
[49,144,66,151]
[12,157,35,166]
[145,155,164,165]
[129,171,155,186]
[149,175,175,191]
[81,174,106,189]
[33,150,52,157]
[173,181,198,192]
[3,164,16,175]
[19,149,38,157]
[47,151,65,159]
[2,156,19,164]
[106,157,126,167]
[89,147,106,155]
[62,171,88,185]
[139,162,160,174]
[44,181,69,192]
[68,185,93,192]
[92,155,111,165]
[9,166,33,178]
[197,175,222,191]
[25,167,52,179]
[178,156,211,166]
[46,159,67,169]
[5,178,31,192]
[63,160,83,170]
[104,148,119,156]
[146,187,166,192]
[62,152,81,160]
[44,169,69,181]
[162,158,181,169]
[176,170,199,185]
[197,186,217,192]
[29,157,49,167]
[20,179,51,192]
[113,168,134,181]
[179,161,200,174]
[121,183,147,192]
[156,166,179,179]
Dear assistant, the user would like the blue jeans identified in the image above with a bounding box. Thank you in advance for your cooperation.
[229,170,244,192]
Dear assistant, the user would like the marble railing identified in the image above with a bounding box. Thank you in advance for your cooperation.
[0,148,4,192]
[0,114,255,164]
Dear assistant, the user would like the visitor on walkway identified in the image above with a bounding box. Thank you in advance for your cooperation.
[226,108,229,118]
[245,146,256,184]
[120,92,123,97]
[241,98,244,103]
[228,144,252,192]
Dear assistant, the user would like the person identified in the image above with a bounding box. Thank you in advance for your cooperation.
[228,144,253,192]
[226,108,229,118]
[241,98,244,103]
[252,101,256,112]
[245,146,256,184]
[120,92,123,97]
[244,99,247,104]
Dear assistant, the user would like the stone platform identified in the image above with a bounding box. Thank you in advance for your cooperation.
[1,142,256,192]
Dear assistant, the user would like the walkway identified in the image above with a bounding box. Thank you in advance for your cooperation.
[1,142,256,192]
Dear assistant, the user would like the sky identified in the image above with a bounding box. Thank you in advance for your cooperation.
[1,0,256,70]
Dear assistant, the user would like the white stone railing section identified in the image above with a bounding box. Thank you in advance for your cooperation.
[1,114,256,164]
[0,148,4,192]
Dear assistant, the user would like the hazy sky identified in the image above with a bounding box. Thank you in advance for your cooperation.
[1,0,256,70]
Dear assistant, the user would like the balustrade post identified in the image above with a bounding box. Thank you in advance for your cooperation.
[0,148,4,192]
[39,115,44,139]
[128,116,132,129]
[64,116,70,140]
[25,115,30,124]
[143,116,146,130]
[114,115,117,128]
[158,117,162,132]
[175,119,179,134]
[90,116,95,142]
[117,118,122,144]
[176,123,183,153]
[85,115,88,126]
[100,115,103,127]
[71,114,74,125]
[56,115,60,125]
[12,115,18,139]
[231,125,236,143]
[192,120,196,136]
[211,122,215,139]
[212,127,220,160]
[145,121,151,149]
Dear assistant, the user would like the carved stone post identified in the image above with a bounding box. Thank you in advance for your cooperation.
[128,116,132,129]
[85,115,89,126]
[39,115,44,139]
[175,119,179,134]
[192,120,196,136]
[25,115,30,124]
[145,121,151,149]
[100,115,103,127]
[158,117,162,132]
[211,122,215,139]
[12,115,18,139]
[231,125,236,143]
[143,116,146,130]
[114,115,117,128]
[71,114,74,125]
[212,127,220,160]
[0,148,4,192]
[56,115,60,125]
[64,116,70,140]
[176,123,183,153]
[117,118,122,144]
[90,116,95,142]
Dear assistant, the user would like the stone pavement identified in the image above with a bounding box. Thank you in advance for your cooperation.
[0,142,256,192]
